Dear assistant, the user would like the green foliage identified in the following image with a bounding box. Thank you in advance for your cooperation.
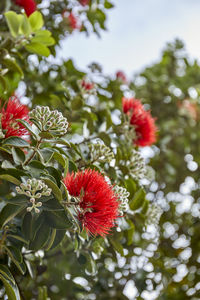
[1,1,199,300]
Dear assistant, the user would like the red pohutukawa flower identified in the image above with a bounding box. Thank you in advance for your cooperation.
[80,0,89,6]
[67,12,81,30]
[122,97,157,147]
[81,80,94,91]
[63,169,119,236]
[14,0,37,16]
[1,96,30,138]
[116,71,127,83]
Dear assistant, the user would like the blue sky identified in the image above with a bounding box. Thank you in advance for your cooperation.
[59,0,200,78]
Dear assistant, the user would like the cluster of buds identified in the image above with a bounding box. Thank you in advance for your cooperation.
[113,185,130,215]
[16,178,52,213]
[29,106,68,136]
[89,143,114,164]
[128,149,146,181]
[123,118,137,143]
[145,203,163,227]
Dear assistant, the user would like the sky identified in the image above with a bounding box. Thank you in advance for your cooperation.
[59,0,200,78]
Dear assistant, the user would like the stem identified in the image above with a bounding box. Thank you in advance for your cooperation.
[23,137,43,166]
[4,0,11,12]
[0,228,8,255]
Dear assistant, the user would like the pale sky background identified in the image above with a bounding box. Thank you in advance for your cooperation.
[59,0,200,78]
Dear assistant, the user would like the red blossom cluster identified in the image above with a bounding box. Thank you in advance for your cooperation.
[116,70,127,83]
[79,0,90,6]
[63,169,119,236]
[177,99,199,120]
[0,96,30,138]
[123,97,157,147]
[62,11,81,30]
[13,0,37,16]
[81,80,94,91]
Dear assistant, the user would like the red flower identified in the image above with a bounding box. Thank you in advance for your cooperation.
[122,97,157,147]
[80,0,89,6]
[1,96,30,138]
[14,0,37,16]
[177,99,198,120]
[67,12,81,30]
[116,71,127,83]
[63,169,119,236]
[81,80,94,91]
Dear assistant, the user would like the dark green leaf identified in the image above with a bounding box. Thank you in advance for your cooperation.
[0,264,20,300]
[3,137,29,148]
[129,189,146,211]
[0,204,25,228]
[44,210,71,229]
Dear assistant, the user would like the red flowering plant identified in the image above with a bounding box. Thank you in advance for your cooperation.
[13,0,37,16]
[63,169,119,236]
[0,4,161,300]
[79,0,90,6]
[122,97,157,147]
[116,70,127,84]
[62,11,82,32]
[0,96,30,139]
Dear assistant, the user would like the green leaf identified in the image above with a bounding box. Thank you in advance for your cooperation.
[11,147,25,165]
[125,178,137,199]
[25,42,50,57]
[3,137,29,147]
[3,57,24,78]
[125,220,135,246]
[29,220,51,251]
[77,254,87,265]
[44,228,57,251]
[98,132,111,146]
[41,177,62,201]
[1,160,15,169]
[129,188,146,211]
[31,35,55,46]
[17,119,38,139]
[0,174,20,185]
[68,160,78,173]
[34,30,51,37]
[5,195,27,204]
[20,15,32,36]
[0,265,20,300]
[85,253,97,275]
[39,131,54,139]
[104,0,114,9]
[55,138,71,147]
[44,210,71,229]
[4,11,22,37]
[48,229,66,250]
[0,74,7,90]
[109,238,124,256]
[29,11,44,31]
[49,152,66,168]
[0,204,25,228]
[7,234,29,245]
[38,286,48,300]
[5,246,26,275]
[141,199,149,215]
[22,212,33,240]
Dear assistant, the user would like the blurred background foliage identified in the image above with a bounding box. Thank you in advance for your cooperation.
[0,1,200,300]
